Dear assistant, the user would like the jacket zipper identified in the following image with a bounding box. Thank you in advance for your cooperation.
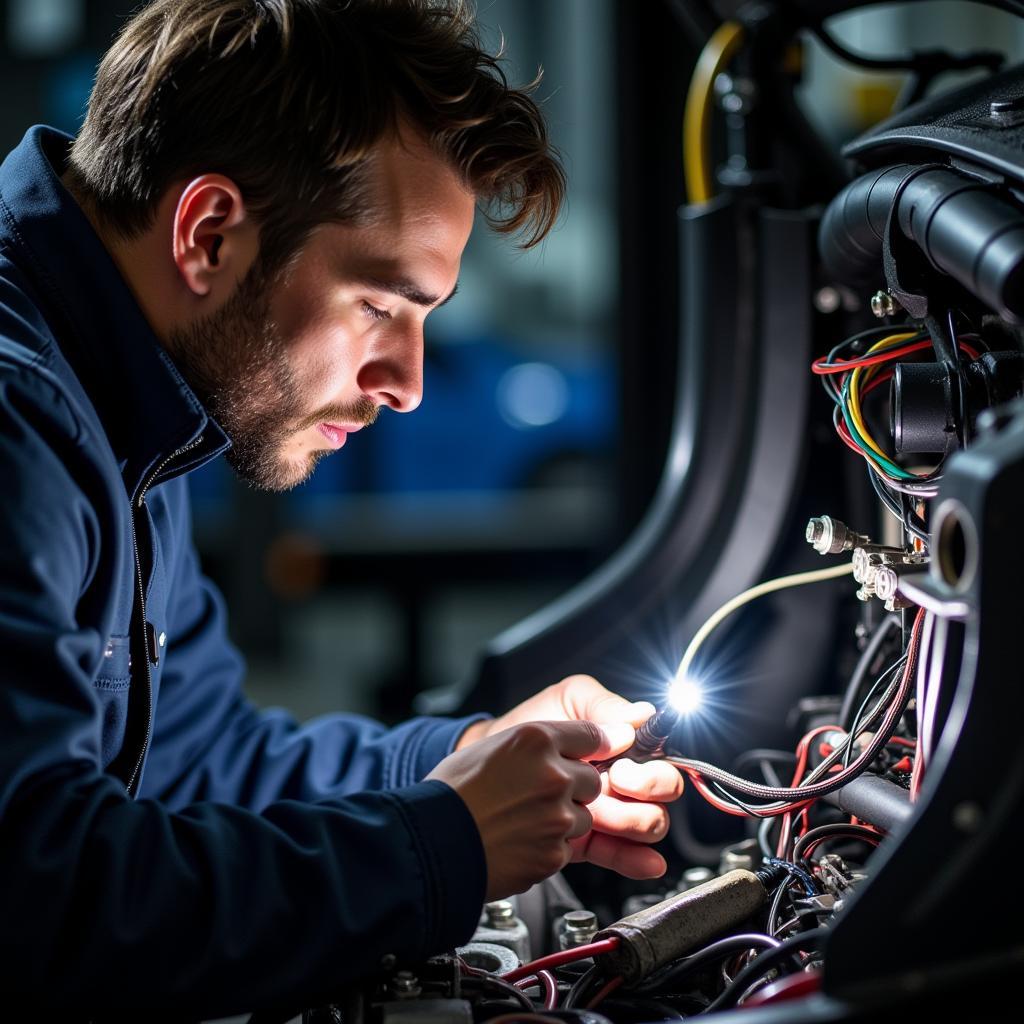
[124,435,204,795]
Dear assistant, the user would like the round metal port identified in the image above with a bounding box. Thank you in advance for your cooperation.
[933,500,978,592]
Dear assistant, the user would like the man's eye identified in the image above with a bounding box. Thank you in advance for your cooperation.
[361,301,391,322]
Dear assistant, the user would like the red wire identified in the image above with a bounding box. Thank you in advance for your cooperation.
[812,340,980,375]
[513,971,557,1007]
[502,938,620,984]
[888,736,916,748]
[586,975,624,1009]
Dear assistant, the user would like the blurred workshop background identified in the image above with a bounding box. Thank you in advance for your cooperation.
[2,0,1023,724]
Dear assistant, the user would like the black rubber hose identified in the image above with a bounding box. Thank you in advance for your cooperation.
[819,165,1024,321]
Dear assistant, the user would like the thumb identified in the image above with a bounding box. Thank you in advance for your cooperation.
[547,720,635,759]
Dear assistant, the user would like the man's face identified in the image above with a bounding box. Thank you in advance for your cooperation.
[167,133,475,491]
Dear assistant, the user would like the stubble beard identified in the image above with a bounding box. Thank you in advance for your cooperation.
[165,259,374,491]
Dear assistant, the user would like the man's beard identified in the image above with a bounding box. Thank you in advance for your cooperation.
[166,259,377,491]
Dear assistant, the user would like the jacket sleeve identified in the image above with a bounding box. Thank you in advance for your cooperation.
[0,368,487,1019]
[141,479,488,811]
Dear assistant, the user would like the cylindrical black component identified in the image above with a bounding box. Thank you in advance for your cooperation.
[818,164,912,288]
[891,352,1024,454]
[591,705,680,773]
[891,361,957,454]
[823,773,911,832]
[819,164,1024,321]
[897,170,1024,321]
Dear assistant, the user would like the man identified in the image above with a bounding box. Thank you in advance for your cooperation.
[0,0,682,1016]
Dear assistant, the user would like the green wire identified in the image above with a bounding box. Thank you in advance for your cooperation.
[838,376,918,480]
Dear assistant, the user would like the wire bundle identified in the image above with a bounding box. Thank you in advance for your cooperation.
[667,608,926,821]
[813,329,980,493]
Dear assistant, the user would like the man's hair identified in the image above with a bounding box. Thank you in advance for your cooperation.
[68,0,565,270]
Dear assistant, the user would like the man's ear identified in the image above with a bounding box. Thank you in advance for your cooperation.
[171,174,258,298]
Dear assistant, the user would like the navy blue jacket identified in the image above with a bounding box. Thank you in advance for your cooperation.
[0,127,487,1018]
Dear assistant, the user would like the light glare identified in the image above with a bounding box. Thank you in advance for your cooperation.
[669,675,703,715]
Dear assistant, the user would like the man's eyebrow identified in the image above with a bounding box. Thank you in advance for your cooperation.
[356,275,459,309]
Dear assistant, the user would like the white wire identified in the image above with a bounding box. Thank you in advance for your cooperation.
[914,611,941,801]
[677,561,855,682]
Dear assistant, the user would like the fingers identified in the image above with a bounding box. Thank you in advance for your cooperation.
[565,757,603,805]
[607,758,685,803]
[566,802,594,840]
[559,674,657,730]
[569,831,668,879]
[587,792,670,844]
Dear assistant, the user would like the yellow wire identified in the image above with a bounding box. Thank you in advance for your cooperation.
[683,21,745,205]
[676,561,855,683]
[847,332,917,460]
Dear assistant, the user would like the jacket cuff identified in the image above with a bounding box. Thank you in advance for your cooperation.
[386,779,487,956]
[388,715,492,789]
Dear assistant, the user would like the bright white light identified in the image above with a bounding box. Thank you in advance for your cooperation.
[668,675,703,715]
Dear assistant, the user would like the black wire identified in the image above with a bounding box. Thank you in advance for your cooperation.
[763,857,819,896]
[793,823,883,866]
[807,19,1003,76]
[460,974,535,1012]
[844,655,908,769]
[766,874,795,938]
[635,934,782,994]
[867,465,930,543]
[839,614,901,729]
[561,964,603,1010]
[702,927,828,1013]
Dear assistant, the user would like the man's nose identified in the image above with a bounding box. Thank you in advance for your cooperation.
[356,323,424,413]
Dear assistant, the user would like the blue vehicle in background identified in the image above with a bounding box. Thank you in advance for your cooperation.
[189,333,616,523]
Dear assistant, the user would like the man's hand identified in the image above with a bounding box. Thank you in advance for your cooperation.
[429,719,628,899]
[440,675,684,897]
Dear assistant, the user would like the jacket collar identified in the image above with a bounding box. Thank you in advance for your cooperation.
[0,126,229,497]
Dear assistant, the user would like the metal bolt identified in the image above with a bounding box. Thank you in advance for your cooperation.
[870,290,900,318]
[807,516,869,556]
[562,909,598,946]
[681,867,715,890]
[484,900,516,930]
[391,971,420,998]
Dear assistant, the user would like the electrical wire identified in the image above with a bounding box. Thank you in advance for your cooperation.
[513,970,558,1012]
[703,928,827,1013]
[839,615,901,729]
[635,933,782,994]
[502,938,620,984]
[561,964,604,1010]
[806,17,1003,76]
[683,21,745,203]
[586,975,624,1009]
[843,655,908,769]
[793,823,883,865]
[677,561,854,683]
[668,608,926,813]
[815,331,979,493]
[912,610,939,802]
[459,973,535,1012]
[763,858,819,896]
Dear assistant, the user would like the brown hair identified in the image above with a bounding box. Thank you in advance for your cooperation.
[67,0,565,270]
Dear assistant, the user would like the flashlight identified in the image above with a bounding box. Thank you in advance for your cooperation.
[590,674,702,773]
[591,704,681,773]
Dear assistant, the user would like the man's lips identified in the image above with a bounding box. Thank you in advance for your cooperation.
[317,422,363,448]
